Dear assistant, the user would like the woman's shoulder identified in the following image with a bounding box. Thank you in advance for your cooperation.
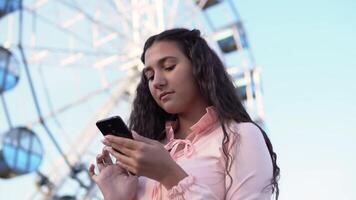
[201,121,265,149]
[227,121,265,144]
[228,121,261,134]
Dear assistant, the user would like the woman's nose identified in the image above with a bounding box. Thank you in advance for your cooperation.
[152,73,167,89]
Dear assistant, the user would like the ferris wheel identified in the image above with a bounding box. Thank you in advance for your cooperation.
[0,0,264,199]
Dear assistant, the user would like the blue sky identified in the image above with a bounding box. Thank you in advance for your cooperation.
[236,0,356,199]
[1,0,356,199]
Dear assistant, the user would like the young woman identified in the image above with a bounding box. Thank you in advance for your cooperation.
[89,28,280,200]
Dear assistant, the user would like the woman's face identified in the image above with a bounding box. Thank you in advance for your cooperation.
[143,41,205,114]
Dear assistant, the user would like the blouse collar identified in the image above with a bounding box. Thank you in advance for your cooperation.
[165,106,218,141]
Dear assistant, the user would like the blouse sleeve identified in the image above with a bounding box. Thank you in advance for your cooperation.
[166,122,274,200]
[225,122,274,200]
[167,175,219,200]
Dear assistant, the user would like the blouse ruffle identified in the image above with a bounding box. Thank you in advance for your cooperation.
[167,175,195,199]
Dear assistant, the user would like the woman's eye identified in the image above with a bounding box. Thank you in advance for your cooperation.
[144,72,154,81]
[165,65,176,71]
[147,74,154,81]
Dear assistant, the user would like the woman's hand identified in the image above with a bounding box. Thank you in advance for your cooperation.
[89,148,138,200]
[102,131,188,189]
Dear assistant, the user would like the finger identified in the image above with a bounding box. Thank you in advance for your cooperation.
[114,161,129,174]
[132,131,156,145]
[104,135,143,150]
[88,164,97,181]
[102,148,113,165]
[108,143,136,157]
[116,160,137,176]
[105,146,136,170]
[96,154,105,171]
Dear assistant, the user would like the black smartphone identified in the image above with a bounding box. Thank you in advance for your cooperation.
[96,116,133,139]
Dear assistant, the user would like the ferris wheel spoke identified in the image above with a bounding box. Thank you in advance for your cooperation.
[46,74,140,193]
[54,0,141,49]
[23,6,93,47]
[26,77,125,128]
[166,0,179,28]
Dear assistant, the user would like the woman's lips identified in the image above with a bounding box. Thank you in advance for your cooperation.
[159,91,174,101]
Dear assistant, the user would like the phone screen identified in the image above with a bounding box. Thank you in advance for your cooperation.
[96,116,133,139]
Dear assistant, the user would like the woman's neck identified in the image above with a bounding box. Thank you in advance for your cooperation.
[175,102,209,139]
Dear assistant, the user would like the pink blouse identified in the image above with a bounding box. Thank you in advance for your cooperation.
[135,107,273,200]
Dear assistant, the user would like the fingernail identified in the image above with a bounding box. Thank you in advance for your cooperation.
[101,138,108,144]
[103,147,111,153]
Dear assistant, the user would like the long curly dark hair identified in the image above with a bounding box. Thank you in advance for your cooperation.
[128,28,280,199]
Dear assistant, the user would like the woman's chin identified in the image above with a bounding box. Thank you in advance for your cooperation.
[160,102,181,114]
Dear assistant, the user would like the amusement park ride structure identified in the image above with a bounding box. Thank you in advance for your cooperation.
[0,0,265,199]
